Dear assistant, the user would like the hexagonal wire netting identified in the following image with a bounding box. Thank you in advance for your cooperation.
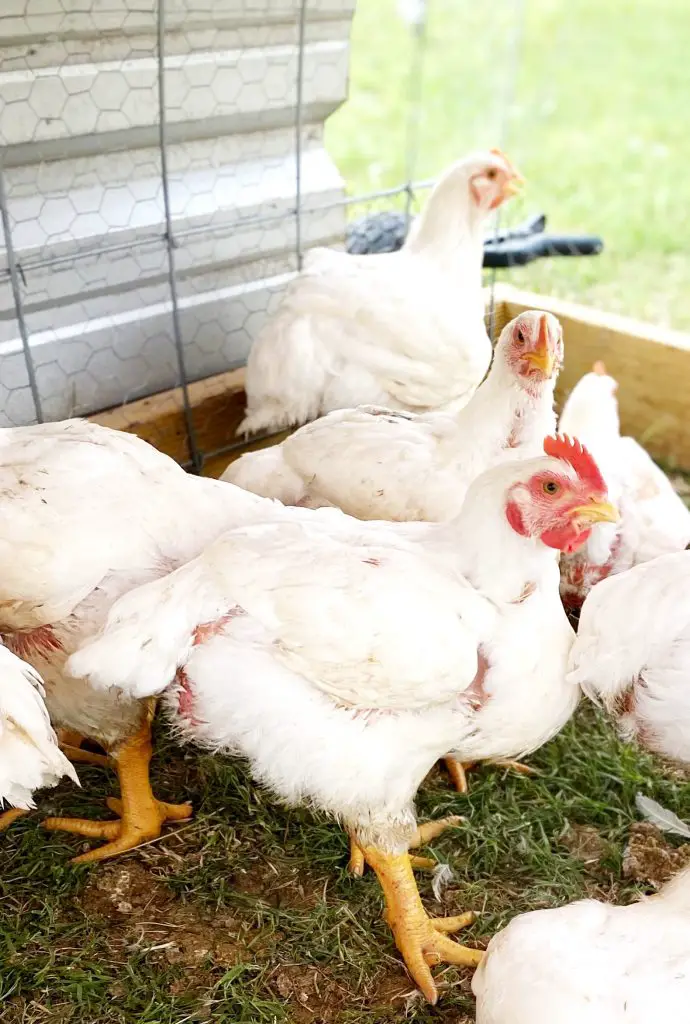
[0,0,524,471]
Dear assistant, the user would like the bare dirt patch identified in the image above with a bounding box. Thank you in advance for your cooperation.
[623,821,690,887]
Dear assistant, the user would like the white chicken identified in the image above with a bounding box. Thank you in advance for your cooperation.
[567,549,690,763]
[558,362,690,612]
[239,149,522,435]
[69,436,617,1001]
[0,417,332,862]
[472,863,690,1023]
[225,310,562,520]
[0,643,77,830]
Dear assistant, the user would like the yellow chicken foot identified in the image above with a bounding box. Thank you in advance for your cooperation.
[43,704,192,863]
[444,757,474,794]
[348,815,463,877]
[443,757,535,794]
[57,729,111,769]
[0,808,29,832]
[362,844,482,1003]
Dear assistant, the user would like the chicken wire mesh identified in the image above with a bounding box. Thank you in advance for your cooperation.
[0,0,526,470]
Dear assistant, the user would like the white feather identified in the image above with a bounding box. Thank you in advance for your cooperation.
[635,794,690,839]
[0,644,78,808]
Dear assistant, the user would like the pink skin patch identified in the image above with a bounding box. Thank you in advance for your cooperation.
[461,649,490,711]
[176,607,247,725]
[2,624,63,662]
[175,665,199,726]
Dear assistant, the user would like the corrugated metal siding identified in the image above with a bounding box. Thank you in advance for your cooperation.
[0,1,355,425]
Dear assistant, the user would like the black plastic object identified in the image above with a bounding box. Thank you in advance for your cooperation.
[346,209,604,266]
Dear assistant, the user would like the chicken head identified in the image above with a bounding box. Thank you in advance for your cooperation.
[506,434,618,554]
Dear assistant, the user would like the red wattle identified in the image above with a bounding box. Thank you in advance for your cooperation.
[540,525,592,554]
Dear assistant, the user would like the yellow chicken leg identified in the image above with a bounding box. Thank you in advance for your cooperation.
[348,815,463,877]
[443,756,535,794]
[57,729,112,769]
[43,703,192,863]
[362,844,482,1003]
[444,757,474,794]
[0,808,28,831]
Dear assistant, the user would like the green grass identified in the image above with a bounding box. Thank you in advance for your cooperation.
[326,0,690,329]
[4,4,690,1020]
[2,706,690,1023]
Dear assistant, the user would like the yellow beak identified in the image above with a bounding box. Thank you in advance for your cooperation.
[502,177,523,199]
[525,347,555,377]
[570,500,620,526]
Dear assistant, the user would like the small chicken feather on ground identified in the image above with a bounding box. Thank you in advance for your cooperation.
[69,435,617,1003]
[0,418,363,863]
[472,863,690,1023]
[224,310,562,521]
[239,149,522,436]
[568,549,690,764]
[558,362,690,612]
[0,643,77,820]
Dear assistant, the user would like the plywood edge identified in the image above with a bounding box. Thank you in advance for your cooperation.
[498,284,690,470]
[88,285,690,473]
[90,366,248,467]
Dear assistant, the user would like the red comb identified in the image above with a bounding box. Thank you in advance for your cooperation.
[543,434,606,493]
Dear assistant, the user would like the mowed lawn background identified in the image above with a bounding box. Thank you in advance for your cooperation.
[328,0,690,329]
[3,4,690,1024]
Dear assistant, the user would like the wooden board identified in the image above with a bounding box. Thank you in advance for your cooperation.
[88,284,690,474]
[499,284,690,469]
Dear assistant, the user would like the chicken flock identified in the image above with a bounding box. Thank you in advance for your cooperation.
[2,148,690,1019]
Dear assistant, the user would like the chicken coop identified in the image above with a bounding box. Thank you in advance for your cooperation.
[1,0,689,474]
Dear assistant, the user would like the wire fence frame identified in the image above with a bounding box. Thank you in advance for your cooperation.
[0,0,526,469]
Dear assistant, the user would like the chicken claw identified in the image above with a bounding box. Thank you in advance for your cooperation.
[362,845,482,1003]
[43,703,192,863]
[348,815,463,877]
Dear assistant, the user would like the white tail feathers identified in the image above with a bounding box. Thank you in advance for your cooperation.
[1,648,79,807]
[67,560,229,700]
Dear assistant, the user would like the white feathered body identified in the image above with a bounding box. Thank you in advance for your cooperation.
[240,244,490,435]
[69,459,578,849]
[472,867,690,1023]
[567,550,690,764]
[0,419,330,748]
[0,643,77,808]
[226,343,557,522]
[558,371,690,609]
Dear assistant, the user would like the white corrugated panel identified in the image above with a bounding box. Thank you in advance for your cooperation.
[0,0,355,424]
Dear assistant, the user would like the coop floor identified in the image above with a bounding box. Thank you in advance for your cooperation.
[1,703,690,1024]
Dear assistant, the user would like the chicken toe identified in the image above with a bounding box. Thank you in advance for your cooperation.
[43,709,192,863]
[349,815,462,877]
[362,845,482,1003]
[444,757,474,793]
[0,808,28,832]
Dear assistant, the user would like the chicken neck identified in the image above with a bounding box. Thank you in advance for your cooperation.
[403,178,485,281]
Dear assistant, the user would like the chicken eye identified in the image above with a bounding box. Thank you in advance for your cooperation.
[542,480,560,496]
[486,168,497,180]
[515,328,525,346]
